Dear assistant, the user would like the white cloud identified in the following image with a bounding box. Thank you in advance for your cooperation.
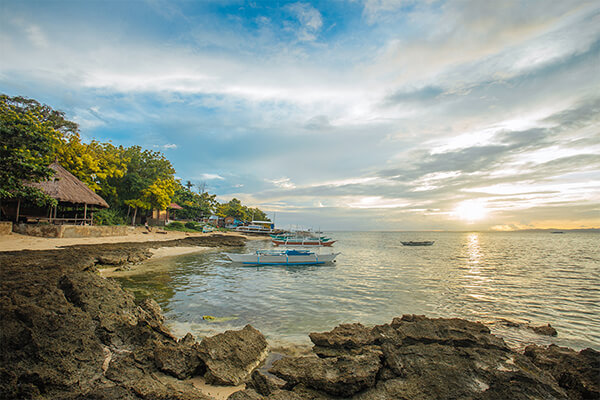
[200,173,225,180]
[268,177,296,189]
[285,2,323,41]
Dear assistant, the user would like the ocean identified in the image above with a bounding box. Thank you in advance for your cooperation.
[116,231,599,351]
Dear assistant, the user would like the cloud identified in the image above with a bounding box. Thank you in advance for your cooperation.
[267,177,296,189]
[1,0,598,229]
[285,2,323,41]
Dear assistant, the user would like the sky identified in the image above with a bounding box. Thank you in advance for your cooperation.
[1,0,599,231]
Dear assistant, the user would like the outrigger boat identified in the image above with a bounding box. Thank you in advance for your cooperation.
[224,249,340,265]
[271,236,336,247]
[401,241,435,246]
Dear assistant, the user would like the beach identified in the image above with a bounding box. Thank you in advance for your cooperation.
[0,227,265,252]
[0,230,597,399]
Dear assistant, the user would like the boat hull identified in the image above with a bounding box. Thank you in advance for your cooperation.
[401,241,435,246]
[225,252,340,265]
[272,239,336,247]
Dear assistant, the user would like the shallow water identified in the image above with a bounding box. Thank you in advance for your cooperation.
[116,231,599,350]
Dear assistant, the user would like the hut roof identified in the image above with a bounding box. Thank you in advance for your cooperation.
[28,163,109,208]
[168,202,183,210]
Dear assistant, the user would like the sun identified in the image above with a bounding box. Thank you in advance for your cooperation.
[454,200,488,222]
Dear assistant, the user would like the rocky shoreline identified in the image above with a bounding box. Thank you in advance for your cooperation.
[1,237,598,400]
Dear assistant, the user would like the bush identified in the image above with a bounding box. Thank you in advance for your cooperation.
[94,208,127,225]
[167,221,185,229]
[185,221,198,230]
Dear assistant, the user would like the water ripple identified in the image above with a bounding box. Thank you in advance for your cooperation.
[116,231,599,350]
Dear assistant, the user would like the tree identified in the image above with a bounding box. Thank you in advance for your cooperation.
[172,183,217,220]
[55,136,128,201]
[116,146,176,224]
[0,95,72,206]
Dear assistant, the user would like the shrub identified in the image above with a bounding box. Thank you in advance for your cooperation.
[185,221,198,230]
[167,221,185,229]
[94,209,127,225]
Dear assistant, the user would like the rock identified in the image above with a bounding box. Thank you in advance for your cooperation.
[0,237,246,399]
[154,340,204,379]
[228,388,304,400]
[312,344,383,359]
[310,323,376,348]
[525,344,600,400]
[310,323,382,359]
[228,388,263,400]
[269,353,381,397]
[246,369,287,396]
[197,324,268,386]
[380,341,566,399]
[390,314,509,350]
[530,324,558,336]
[96,252,129,265]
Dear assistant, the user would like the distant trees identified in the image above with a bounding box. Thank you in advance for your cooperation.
[215,198,270,222]
[172,183,218,220]
[0,94,270,225]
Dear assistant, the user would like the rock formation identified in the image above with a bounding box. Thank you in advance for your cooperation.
[231,315,598,399]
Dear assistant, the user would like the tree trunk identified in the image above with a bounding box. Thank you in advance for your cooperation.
[131,207,137,226]
[15,199,20,223]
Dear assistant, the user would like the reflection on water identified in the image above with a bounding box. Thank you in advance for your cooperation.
[115,231,600,350]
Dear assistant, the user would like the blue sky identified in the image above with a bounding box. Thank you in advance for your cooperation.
[1,0,599,230]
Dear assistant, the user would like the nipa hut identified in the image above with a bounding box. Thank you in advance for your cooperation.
[2,163,109,225]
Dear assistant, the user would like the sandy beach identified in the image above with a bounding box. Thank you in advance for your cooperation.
[0,227,267,253]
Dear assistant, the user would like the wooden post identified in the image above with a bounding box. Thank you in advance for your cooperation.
[84,203,87,225]
[132,207,137,226]
[15,199,20,223]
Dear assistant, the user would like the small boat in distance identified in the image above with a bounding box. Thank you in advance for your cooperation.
[401,241,435,246]
[224,249,340,265]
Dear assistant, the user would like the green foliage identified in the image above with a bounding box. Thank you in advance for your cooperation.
[1,94,269,226]
[184,221,198,230]
[56,136,128,197]
[164,221,204,232]
[172,183,218,220]
[119,146,176,212]
[167,221,184,229]
[93,208,127,225]
[215,198,270,222]
[0,95,65,205]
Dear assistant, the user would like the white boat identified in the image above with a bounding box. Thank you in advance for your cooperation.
[224,249,340,265]
[235,221,275,235]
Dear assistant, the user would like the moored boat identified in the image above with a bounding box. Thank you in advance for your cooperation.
[401,241,435,246]
[272,236,336,247]
[224,249,340,265]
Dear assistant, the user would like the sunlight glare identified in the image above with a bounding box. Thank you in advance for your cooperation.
[454,200,488,222]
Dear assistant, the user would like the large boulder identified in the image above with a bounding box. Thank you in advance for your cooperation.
[197,324,268,385]
[246,369,287,396]
[525,344,600,400]
[154,334,205,379]
[269,353,382,397]
[390,314,509,350]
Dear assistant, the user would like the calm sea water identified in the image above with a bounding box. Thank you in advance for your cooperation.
[116,231,599,351]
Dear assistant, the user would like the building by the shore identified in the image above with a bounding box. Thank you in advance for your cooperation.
[0,162,109,225]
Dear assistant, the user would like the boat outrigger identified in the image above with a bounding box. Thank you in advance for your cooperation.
[224,249,340,265]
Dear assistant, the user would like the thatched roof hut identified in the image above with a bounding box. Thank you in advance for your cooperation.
[28,163,109,208]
